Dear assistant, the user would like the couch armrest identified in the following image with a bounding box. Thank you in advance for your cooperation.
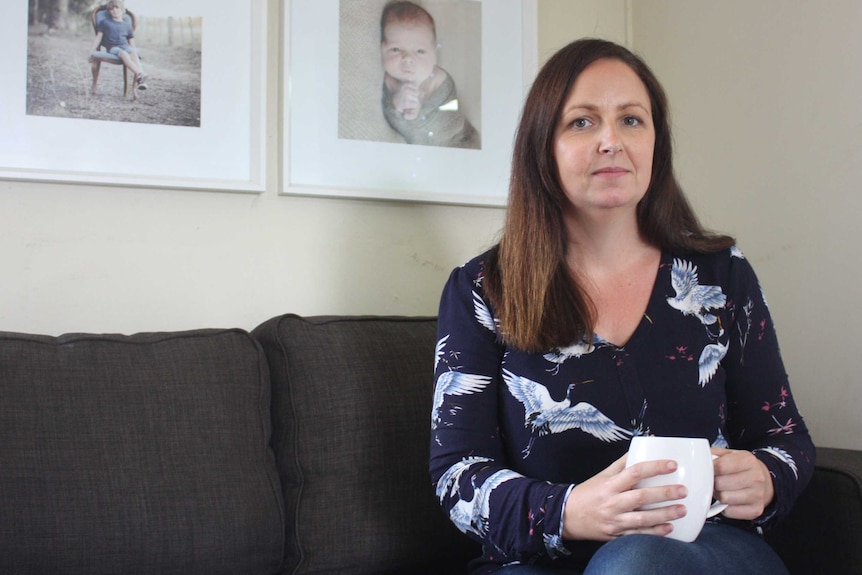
[765,447,862,575]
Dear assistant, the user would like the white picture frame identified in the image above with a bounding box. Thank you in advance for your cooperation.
[282,0,538,206]
[0,0,268,193]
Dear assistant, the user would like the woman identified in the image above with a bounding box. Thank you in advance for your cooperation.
[430,38,814,574]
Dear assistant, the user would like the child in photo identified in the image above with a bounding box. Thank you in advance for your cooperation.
[90,0,148,91]
[380,1,479,149]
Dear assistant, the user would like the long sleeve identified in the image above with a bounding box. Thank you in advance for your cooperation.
[720,250,815,525]
[429,257,573,567]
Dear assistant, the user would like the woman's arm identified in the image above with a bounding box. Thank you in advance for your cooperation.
[718,251,815,525]
[431,257,572,562]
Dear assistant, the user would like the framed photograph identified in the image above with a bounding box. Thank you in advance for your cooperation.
[0,0,267,193]
[282,0,538,206]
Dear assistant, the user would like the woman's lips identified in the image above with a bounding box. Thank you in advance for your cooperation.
[593,167,629,176]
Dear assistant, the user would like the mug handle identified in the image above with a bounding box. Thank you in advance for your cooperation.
[708,454,729,517]
[707,500,729,518]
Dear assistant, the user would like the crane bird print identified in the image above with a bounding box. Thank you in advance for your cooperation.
[754,446,799,479]
[436,456,493,504]
[472,290,499,334]
[448,468,523,537]
[503,369,631,458]
[543,335,607,374]
[698,338,729,386]
[432,369,492,431]
[667,258,726,325]
[434,334,449,371]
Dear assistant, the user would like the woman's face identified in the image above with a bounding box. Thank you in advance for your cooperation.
[553,58,655,220]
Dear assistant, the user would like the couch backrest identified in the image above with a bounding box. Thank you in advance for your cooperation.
[0,317,481,575]
[0,329,284,575]
[253,315,479,575]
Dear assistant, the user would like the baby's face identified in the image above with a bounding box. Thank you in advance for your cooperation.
[381,21,437,84]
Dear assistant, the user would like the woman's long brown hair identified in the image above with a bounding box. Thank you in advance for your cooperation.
[483,39,734,353]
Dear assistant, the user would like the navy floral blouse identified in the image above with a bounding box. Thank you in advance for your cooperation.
[430,247,815,573]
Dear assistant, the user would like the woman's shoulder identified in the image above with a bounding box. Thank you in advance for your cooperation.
[667,245,742,267]
[464,247,493,270]
[441,247,498,299]
[666,245,760,288]
[450,247,495,280]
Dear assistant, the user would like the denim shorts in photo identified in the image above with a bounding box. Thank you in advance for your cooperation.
[108,45,136,56]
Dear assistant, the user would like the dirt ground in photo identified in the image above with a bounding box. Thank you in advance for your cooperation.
[26,26,202,127]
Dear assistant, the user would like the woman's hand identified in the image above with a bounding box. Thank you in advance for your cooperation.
[561,454,688,541]
[711,448,774,520]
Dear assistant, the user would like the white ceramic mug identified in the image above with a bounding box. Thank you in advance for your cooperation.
[625,436,728,542]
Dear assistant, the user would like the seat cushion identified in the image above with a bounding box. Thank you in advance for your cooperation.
[765,447,862,575]
[0,329,284,575]
[253,315,479,575]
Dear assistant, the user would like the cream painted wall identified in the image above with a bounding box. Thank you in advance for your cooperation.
[537,0,628,58]
[630,1,861,450]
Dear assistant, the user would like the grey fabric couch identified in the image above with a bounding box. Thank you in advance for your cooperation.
[1,314,859,575]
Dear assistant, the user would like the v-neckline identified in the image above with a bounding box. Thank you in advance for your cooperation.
[593,251,667,349]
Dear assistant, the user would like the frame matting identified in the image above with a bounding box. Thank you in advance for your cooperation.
[282,0,537,206]
[0,0,267,192]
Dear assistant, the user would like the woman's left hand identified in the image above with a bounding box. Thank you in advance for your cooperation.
[711,448,775,520]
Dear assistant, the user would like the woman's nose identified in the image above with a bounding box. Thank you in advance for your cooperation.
[599,127,623,154]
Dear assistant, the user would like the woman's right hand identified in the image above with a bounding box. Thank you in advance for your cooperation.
[561,454,688,541]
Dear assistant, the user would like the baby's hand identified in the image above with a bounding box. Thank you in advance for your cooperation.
[393,83,420,120]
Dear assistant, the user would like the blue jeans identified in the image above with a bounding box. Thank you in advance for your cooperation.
[495,524,789,575]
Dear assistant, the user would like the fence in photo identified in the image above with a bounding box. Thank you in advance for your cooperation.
[137,16,202,48]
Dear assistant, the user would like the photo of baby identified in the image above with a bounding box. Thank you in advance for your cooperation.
[379,1,479,149]
[338,0,482,150]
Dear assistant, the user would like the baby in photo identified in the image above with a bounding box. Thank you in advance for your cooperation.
[380,1,479,149]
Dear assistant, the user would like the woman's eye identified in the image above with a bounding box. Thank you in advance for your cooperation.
[572,118,592,129]
[622,116,642,127]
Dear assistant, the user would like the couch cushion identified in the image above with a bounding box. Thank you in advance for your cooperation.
[765,447,862,575]
[0,329,284,575]
[253,315,479,575]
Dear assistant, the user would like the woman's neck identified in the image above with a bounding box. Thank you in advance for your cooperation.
[564,209,654,275]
